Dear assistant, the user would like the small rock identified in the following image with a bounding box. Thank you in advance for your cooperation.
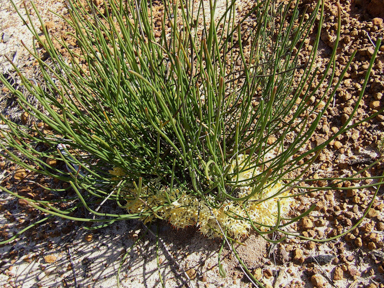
[346,190,356,197]
[333,266,344,280]
[366,284,377,288]
[377,222,384,231]
[350,29,358,36]
[274,270,285,288]
[352,195,361,204]
[293,248,304,263]
[18,199,29,207]
[341,113,349,124]
[44,123,53,130]
[355,237,363,247]
[373,17,383,26]
[368,242,376,250]
[322,125,330,134]
[315,219,326,227]
[43,266,56,276]
[375,202,384,210]
[344,35,351,43]
[315,201,325,211]
[348,267,361,277]
[317,229,324,237]
[331,127,339,134]
[84,234,93,242]
[21,112,29,124]
[186,268,196,279]
[267,136,277,145]
[45,158,57,167]
[307,242,316,250]
[263,268,273,279]
[253,268,262,280]
[370,101,381,109]
[346,255,354,262]
[333,141,343,150]
[23,255,31,263]
[325,194,333,202]
[301,217,314,229]
[276,247,290,264]
[317,100,326,110]
[343,106,354,115]
[308,230,317,237]
[2,32,10,43]
[367,209,380,218]
[44,255,57,263]
[14,169,27,180]
[359,48,370,56]
[367,47,375,57]
[344,79,352,87]
[311,274,325,288]
[37,271,47,281]
[368,233,379,243]
[362,222,374,233]
[315,136,327,146]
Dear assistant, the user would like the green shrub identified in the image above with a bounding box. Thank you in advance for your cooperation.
[1,0,383,273]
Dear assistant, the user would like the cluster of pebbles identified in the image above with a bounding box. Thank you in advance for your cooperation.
[1,0,384,287]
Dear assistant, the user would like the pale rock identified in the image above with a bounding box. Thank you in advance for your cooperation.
[44,255,57,263]
[311,274,325,288]
[333,141,343,150]
[301,217,314,229]
[293,248,304,263]
[370,101,381,109]
[253,268,262,280]
[373,17,383,26]
[333,266,344,280]
[2,32,10,43]
[367,208,380,218]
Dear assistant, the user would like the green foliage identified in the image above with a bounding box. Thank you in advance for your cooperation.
[0,0,383,244]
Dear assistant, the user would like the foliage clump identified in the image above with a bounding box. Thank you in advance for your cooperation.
[0,0,382,248]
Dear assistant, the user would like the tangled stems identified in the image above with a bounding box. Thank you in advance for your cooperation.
[0,0,383,248]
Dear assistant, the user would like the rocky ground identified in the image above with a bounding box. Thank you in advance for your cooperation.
[1,0,384,287]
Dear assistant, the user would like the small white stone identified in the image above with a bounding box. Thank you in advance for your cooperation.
[2,32,10,43]
[37,271,47,281]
